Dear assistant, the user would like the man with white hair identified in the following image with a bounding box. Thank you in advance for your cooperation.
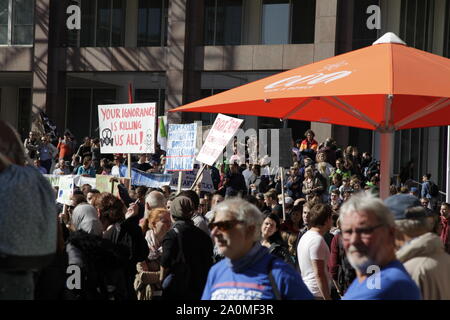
[144,190,166,217]
[340,192,421,300]
[202,198,313,300]
[385,194,450,300]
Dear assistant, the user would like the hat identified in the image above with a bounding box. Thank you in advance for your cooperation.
[410,187,419,194]
[170,196,195,219]
[384,194,425,220]
[279,196,294,206]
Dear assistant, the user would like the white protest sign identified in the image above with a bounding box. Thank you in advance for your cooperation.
[165,123,197,171]
[57,175,75,205]
[196,114,243,166]
[98,103,156,154]
[170,169,215,193]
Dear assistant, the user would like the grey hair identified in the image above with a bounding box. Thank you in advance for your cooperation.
[339,191,395,228]
[145,191,166,210]
[213,198,264,242]
[395,218,432,237]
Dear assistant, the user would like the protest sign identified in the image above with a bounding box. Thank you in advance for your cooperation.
[196,114,243,166]
[165,123,197,171]
[131,169,173,188]
[170,168,215,193]
[98,103,156,154]
[57,175,75,205]
[44,174,60,187]
[96,175,119,196]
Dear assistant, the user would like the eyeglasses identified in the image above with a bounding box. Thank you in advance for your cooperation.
[208,220,244,232]
[341,224,384,241]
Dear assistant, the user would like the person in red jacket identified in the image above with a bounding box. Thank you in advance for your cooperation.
[300,130,319,162]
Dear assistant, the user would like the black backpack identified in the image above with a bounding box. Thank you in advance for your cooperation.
[429,181,439,197]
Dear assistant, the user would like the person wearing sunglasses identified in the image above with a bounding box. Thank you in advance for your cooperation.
[340,192,421,300]
[201,198,313,300]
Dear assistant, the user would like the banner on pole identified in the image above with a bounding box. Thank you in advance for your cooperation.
[196,114,243,166]
[57,175,75,205]
[131,169,173,188]
[98,103,156,154]
[165,123,197,171]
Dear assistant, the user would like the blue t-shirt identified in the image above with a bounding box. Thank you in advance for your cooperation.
[77,166,96,177]
[343,260,421,300]
[201,253,313,300]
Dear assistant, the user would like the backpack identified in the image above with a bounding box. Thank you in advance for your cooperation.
[429,181,439,197]
[161,227,191,299]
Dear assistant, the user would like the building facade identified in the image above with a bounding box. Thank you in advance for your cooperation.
[0,0,449,190]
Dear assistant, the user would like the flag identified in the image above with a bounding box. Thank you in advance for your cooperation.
[157,116,168,151]
[128,83,133,103]
[40,111,59,144]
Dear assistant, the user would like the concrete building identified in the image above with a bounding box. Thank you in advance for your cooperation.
[0,0,449,191]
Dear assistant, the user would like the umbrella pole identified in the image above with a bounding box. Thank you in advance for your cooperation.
[379,131,394,199]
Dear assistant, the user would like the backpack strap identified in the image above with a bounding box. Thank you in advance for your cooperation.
[267,256,282,300]
[173,227,186,264]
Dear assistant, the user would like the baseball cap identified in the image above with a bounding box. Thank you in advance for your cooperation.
[384,193,425,220]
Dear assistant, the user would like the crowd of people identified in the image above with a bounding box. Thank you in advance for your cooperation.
[1,119,450,300]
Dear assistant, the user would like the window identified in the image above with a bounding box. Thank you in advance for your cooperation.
[18,88,32,139]
[400,0,434,51]
[204,0,243,45]
[0,0,34,45]
[445,0,450,57]
[69,0,125,47]
[138,0,168,46]
[262,0,290,44]
[352,0,379,49]
[261,0,316,45]
[66,88,116,139]
[135,89,166,116]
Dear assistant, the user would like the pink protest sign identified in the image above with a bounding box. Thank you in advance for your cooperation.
[98,103,156,154]
[196,114,243,166]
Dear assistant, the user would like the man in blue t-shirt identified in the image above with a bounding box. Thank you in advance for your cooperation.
[202,198,313,300]
[339,192,421,300]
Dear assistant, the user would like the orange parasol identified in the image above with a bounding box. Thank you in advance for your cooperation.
[171,33,450,198]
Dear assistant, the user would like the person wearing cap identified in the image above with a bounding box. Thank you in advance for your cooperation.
[385,194,450,300]
[340,192,421,300]
[409,187,419,198]
[160,196,213,300]
[202,198,313,300]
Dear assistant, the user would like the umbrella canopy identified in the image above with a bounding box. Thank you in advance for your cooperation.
[172,33,450,131]
[171,33,450,198]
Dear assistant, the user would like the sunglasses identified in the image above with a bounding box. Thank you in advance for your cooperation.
[208,220,244,231]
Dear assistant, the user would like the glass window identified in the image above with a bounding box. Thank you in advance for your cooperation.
[262,0,290,45]
[80,0,96,46]
[66,89,92,139]
[400,0,434,51]
[291,0,316,44]
[96,0,111,47]
[12,0,33,45]
[18,88,31,139]
[445,0,450,57]
[204,0,242,45]
[111,0,125,46]
[91,89,116,135]
[138,0,168,46]
[352,0,378,49]
[0,0,8,44]
[135,88,165,116]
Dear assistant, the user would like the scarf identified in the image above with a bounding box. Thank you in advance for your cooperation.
[145,229,162,261]
[226,242,269,273]
[72,203,103,236]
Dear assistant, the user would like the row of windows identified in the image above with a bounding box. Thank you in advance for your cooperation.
[66,0,316,47]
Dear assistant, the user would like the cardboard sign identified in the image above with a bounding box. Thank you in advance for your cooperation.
[169,168,215,193]
[57,175,75,205]
[98,103,156,154]
[165,123,197,171]
[95,175,121,196]
[196,114,243,166]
